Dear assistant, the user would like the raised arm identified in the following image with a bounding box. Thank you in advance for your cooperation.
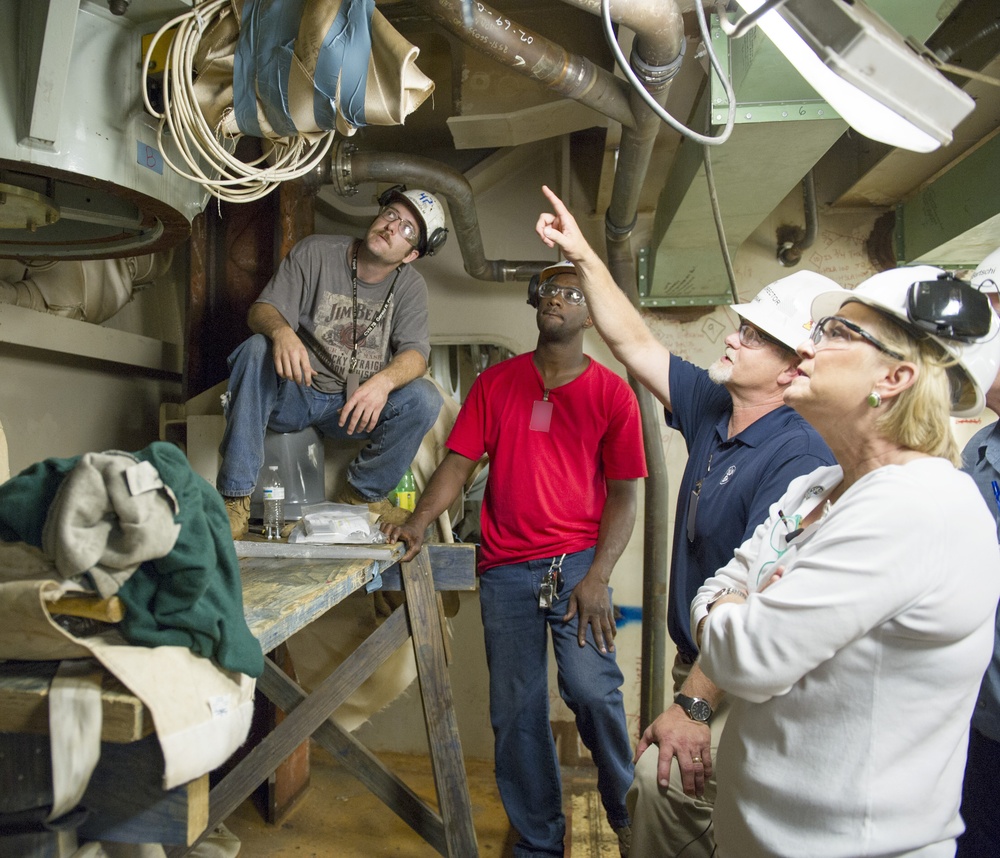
[535,185,675,410]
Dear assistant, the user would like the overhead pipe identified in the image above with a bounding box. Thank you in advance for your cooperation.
[777,170,818,267]
[558,0,684,68]
[321,0,685,286]
[420,0,637,130]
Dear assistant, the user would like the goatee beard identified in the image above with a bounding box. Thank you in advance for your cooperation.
[708,357,733,385]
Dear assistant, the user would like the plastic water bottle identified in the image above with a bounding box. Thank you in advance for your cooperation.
[392,468,417,511]
[262,465,285,539]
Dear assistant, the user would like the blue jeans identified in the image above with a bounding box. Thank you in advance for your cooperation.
[216,334,442,499]
[479,547,633,857]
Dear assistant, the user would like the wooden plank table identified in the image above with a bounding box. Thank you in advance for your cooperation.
[0,542,479,858]
[168,541,480,858]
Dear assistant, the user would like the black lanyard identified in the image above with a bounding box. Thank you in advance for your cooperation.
[350,243,401,374]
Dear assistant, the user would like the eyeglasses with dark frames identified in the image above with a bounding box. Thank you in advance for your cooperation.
[737,322,783,350]
[537,281,586,305]
[810,316,905,360]
[376,206,419,247]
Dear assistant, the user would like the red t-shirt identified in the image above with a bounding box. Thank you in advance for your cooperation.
[447,352,647,571]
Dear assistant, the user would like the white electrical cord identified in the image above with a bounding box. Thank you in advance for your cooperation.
[141,0,335,204]
[600,0,736,146]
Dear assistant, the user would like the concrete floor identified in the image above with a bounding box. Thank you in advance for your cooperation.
[224,744,622,857]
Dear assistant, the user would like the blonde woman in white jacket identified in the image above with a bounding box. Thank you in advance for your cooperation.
[693,267,1000,858]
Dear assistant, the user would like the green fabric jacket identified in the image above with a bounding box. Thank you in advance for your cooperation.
[0,441,263,677]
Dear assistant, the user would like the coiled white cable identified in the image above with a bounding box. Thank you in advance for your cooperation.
[141,0,335,203]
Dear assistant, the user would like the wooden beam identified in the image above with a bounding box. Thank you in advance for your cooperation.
[379,543,477,591]
[0,661,150,742]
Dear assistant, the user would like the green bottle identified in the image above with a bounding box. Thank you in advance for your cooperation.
[393,468,417,511]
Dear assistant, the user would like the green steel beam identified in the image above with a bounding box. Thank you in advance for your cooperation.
[895,130,1000,267]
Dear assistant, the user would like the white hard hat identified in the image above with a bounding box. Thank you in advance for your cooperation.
[732,270,844,351]
[538,261,577,283]
[382,187,449,257]
[971,246,1000,294]
[811,265,1000,418]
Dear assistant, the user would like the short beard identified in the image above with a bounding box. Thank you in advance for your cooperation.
[708,357,733,385]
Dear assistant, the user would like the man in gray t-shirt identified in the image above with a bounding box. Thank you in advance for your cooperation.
[217,187,448,539]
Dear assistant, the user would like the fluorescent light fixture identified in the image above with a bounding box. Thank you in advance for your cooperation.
[734,0,975,152]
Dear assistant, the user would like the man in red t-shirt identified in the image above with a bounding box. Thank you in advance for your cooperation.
[383,262,646,858]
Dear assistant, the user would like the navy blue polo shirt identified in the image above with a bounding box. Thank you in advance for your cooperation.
[666,356,834,657]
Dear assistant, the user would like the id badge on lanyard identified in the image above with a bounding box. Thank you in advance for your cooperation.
[530,390,553,432]
[346,370,360,400]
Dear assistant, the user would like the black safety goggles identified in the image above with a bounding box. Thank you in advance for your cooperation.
[906,273,993,342]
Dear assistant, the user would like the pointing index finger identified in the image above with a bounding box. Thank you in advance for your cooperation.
[541,183,566,214]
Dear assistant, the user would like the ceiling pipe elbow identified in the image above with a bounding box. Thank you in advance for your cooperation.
[559,0,685,68]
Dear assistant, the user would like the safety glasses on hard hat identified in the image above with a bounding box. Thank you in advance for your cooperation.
[907,273,993,342]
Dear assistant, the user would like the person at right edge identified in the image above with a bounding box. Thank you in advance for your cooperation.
[957,245,1000,858]
[535,184,840,858]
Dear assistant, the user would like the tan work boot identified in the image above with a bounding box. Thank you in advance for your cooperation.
[223,495,251,540]
[336,483,412,527]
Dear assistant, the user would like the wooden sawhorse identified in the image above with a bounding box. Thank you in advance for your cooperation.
[168,541,479,858]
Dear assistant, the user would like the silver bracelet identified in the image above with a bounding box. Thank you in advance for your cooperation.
[707,587,748,611]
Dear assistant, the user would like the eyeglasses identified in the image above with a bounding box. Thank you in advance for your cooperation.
[537,281,586,305]
[737,322,783,350]
[811,316,905,360]
[376,206,419,247]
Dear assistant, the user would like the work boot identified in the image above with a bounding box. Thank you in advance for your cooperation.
[223,495,251,540]
[336,482,412,527]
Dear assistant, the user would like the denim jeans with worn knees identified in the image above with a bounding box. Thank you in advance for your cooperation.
[479,547,633,857]
[216,334,442,500]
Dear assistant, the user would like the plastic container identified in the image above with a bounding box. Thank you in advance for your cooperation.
[262,465,286,539]
[249,427,326,522]
[392,468,417,511]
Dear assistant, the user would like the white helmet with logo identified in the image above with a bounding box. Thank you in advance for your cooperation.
[811,265,1000,418]
[971,246,1000,294]
[381,186,449,257]
[732,270,844,351]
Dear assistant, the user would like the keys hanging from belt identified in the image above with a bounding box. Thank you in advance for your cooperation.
[539,553,566,609]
